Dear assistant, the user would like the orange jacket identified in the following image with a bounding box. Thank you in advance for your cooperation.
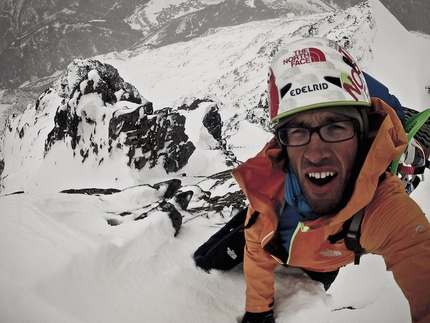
[232,98,430,322]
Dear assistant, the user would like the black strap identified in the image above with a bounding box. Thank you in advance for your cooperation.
[244,211,259,229]
[327,208,365,265]
[328,173,387,265]
[344,208,365,265]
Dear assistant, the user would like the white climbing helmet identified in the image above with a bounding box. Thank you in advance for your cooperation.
[268,37,371,127]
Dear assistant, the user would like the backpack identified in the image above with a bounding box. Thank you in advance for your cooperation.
[389,107,430,194]
[193,209,259,272]
[364,72,430,195]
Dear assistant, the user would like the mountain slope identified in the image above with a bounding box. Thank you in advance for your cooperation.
[0,0,333,90]
[3,0,430,192]
[1,2,378,193]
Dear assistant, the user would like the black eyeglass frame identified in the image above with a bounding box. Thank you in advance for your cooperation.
[276,119,360,147]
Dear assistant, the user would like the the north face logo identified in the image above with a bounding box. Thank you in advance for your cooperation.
[227,247,238,260]
[320,249,342,257]
[283,47,327,67]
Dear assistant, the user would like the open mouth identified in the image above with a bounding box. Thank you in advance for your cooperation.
[307,171,337,186]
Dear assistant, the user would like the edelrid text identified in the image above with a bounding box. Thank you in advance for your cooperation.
[290,83,328,96]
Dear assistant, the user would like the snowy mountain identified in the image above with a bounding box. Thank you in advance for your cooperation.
[2,0,381,193]
[0,0,430,322]
[0,0,342,158]
[0,0,335,90]
[1,0,428,91]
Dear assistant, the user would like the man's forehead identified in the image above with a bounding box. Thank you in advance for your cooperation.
[286,111,350,126]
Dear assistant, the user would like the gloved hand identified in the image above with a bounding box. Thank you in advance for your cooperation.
[242,310,275,323]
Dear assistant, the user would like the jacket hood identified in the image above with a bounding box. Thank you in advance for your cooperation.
[232,98,407,230]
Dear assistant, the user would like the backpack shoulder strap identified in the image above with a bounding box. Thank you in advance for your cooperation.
[327,208,365,265]
[344,208,365,265]
[328,173,387,265]
[244,210,260,229]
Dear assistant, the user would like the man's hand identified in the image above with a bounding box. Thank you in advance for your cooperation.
[242,310,275,323]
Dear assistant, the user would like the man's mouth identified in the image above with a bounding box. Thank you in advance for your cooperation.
[307,171,337,186]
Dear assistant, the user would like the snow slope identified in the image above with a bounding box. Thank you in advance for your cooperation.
[2,181,428,323]
[1,1,430,322]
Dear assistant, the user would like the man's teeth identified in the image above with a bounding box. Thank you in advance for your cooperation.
[308,172,336,179]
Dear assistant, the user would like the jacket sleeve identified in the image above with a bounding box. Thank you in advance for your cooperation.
[361,176,430,323]
[243,205,278,313]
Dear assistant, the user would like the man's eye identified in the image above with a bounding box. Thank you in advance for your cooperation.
[328,124,346,130]
[287,128,308,136]
[326,122,350,132]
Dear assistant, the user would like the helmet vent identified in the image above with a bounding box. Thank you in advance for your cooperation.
[342,56,356,70]
[324,76,342,88]
[280,83,292,99]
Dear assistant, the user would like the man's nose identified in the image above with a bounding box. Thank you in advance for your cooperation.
[304,132,330,163]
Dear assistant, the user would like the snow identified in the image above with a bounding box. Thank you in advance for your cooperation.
[1,187,426,323]
[1,1,430,322]
[143,0,209,25]
[367,0,430,110]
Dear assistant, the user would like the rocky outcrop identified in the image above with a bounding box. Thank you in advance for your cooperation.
[38,58,195,174]
[59,172,247,236]
[0,59,196,189]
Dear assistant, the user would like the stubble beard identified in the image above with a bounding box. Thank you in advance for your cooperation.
[303,187,344,215]
[300,174,352,215]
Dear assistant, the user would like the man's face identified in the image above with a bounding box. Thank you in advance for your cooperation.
[285,111,359,214]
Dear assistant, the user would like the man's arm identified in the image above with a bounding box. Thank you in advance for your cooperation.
[243,206,278,314]
[361,176,430,323]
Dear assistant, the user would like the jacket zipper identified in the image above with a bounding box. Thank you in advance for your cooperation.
[286,222,309,264]
[261,231,274,246]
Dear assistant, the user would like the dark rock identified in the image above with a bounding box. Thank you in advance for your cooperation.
[175,191,194,210]
[60,188,121,195]
[158,201,183,236]
[109,104,196,173]
[106,218,122,226]
[203,104,223,142]
[178,98,212,111]
[153,179,182,199]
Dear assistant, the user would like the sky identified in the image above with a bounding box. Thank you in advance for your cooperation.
[0,0,430,322]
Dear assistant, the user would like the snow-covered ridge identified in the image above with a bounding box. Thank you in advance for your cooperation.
[3,0,430,194]
[1,2,379,195]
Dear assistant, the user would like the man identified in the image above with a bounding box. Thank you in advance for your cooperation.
[232,37,430,323]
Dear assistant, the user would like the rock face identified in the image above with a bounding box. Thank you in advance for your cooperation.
[109,107,196,173]
[1,58,202,195]
[40,58,196,174]
[0,57,244,235]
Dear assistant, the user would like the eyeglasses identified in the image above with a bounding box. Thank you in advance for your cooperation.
[277,120,358,147]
